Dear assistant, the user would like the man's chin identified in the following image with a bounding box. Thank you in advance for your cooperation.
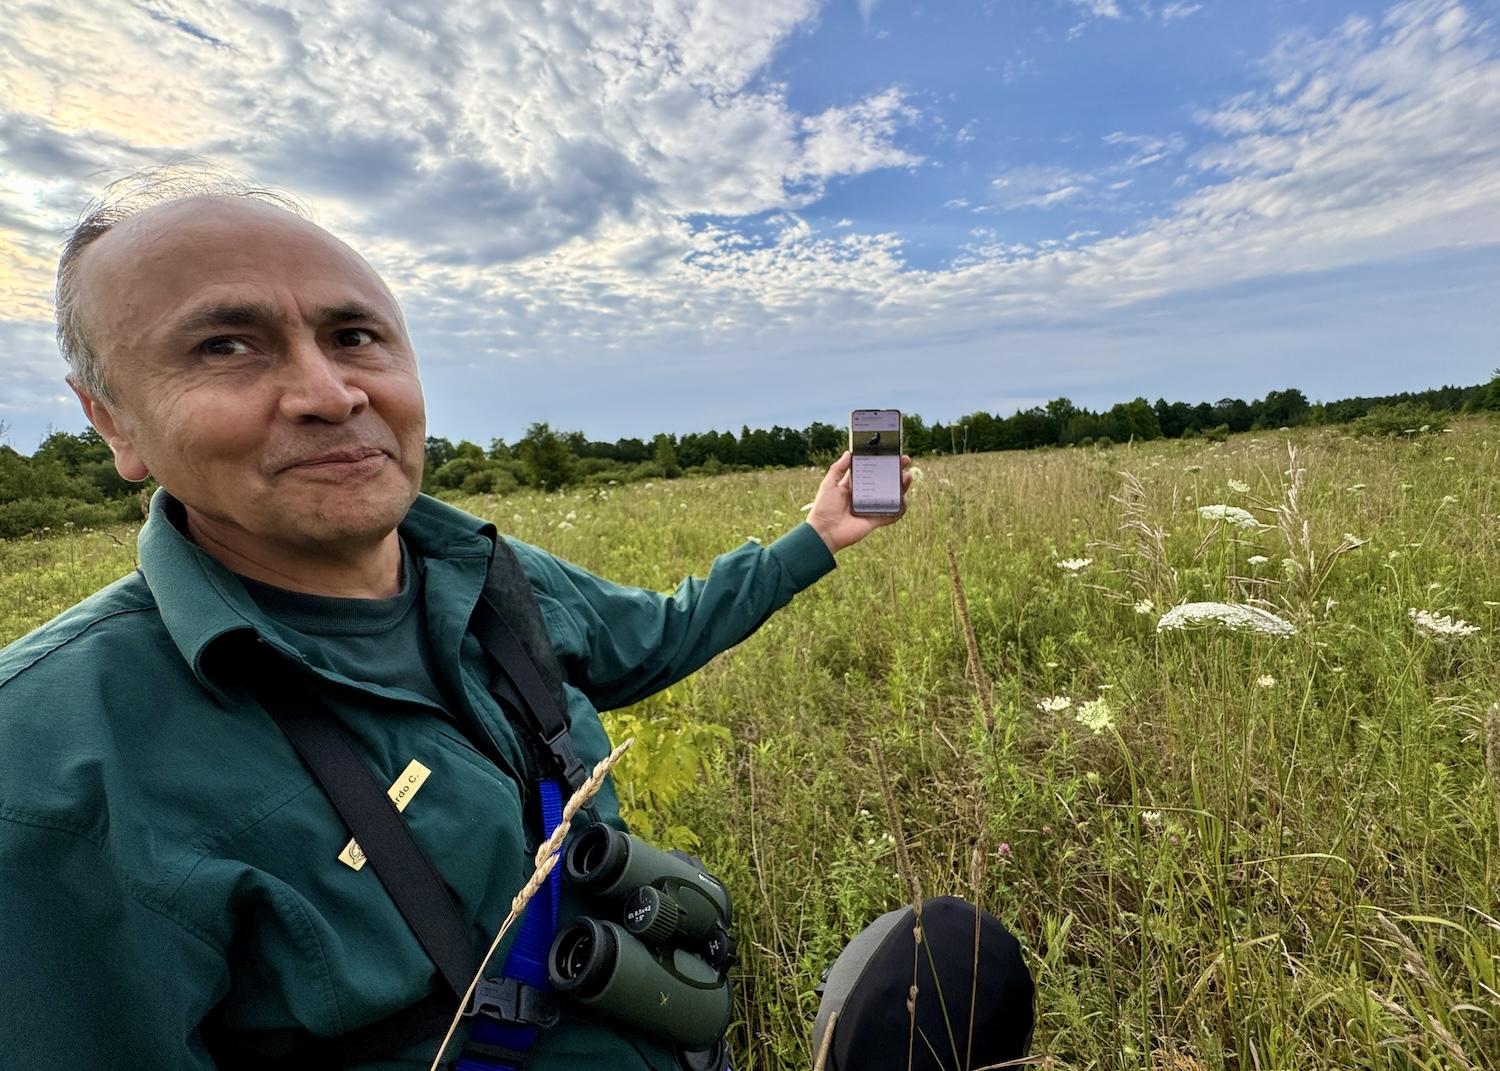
[287,485,416,544]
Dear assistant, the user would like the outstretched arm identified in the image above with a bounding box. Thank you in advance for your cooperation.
[508,451,914,712]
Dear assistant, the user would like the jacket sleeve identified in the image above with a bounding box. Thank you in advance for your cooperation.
[0,817,227,1069]
[506,522,836,712]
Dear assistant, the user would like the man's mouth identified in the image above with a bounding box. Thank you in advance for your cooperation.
[284,447,387,470]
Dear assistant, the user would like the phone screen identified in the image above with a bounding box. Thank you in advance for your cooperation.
[850,409,902,514]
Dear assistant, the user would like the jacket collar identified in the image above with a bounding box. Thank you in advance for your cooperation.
[136,486,496,698]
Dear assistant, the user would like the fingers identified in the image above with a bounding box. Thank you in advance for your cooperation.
[826,450,852,490]
[824,450,852,483]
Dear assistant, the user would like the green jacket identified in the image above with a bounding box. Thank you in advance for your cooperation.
[0,488,835,1069]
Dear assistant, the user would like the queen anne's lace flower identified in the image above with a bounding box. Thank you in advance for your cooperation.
[1408,608,1479,639]
[1197,504,1261,529]
[1036,696,1073,713]
[1156,602,1297,637]
[1226,479,1250,494]
[1075,697,1115,734]
[1056,558,1092,573]
[1247,555,1269,566]
[1133,598,1155,615]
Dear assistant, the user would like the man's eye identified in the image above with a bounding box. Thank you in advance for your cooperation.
[335,328,376,347]
[198,337,250,357]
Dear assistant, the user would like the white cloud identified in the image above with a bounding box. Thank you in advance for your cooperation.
[1102,130,1187,168]
[990,166,1094,209]
[1159,3,1203,23]
[1063,0,1205,34]
[1064,0,1125,20]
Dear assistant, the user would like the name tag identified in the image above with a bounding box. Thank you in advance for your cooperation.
[338,759,432,871]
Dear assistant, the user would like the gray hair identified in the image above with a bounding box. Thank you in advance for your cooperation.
[55,161,310,402]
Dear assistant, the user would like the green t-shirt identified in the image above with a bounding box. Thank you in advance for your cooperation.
[236,536,450,713]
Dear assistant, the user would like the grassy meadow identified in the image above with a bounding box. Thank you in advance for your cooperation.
[3,421,1499,1070]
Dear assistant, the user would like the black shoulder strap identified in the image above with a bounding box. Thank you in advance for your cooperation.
[252,659,475,1002]
[473,534,592,796]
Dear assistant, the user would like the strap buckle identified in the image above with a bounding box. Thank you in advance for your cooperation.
[541,725,589,795]
[461,977,560,1030]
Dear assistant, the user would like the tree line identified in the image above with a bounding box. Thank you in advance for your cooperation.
[3,373,1498,538]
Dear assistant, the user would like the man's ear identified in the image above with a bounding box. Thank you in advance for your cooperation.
[71,380,150,482]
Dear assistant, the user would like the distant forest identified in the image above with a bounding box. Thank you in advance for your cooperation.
[3,373,1498,539]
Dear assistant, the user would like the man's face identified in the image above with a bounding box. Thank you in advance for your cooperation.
[73,197,426,556]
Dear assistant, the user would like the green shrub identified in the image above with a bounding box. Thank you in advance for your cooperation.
[0,497,133,539]
[1349,402,1448,438]
[460,467,519,495]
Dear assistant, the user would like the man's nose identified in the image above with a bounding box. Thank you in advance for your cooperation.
[276,333,368,423]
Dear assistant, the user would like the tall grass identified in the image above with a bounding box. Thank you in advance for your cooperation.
[4,422,1497,1069]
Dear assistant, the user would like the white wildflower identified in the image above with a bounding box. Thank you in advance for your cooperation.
[1441,495,1458,505]
[512,513,525,523]
[557,521,575,530]
[1443,456,1456,462]
[1140,810,1162,826]
[1226,479,1250,494]
[1075,697,1115,734]
[1056,557,1093,573]
[1036,696,1073,713]
[1184,465,1202,473]
[1044,661,1060,669]
[1133,598,1155,615]
[744,535,763,545]
[1408,608,1479,639]
[1247,554,1269,566]
[1341,533,1367,547]
[1346,483,1365,493]
[565,510,577,521]
[1156,602,1297,637]
[1197,504,1261,529]
[1255,675,1276,688]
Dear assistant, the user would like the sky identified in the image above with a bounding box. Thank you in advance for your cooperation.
[1,0,1498,451]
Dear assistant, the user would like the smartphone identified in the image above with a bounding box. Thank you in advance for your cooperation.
[849,409,903,516]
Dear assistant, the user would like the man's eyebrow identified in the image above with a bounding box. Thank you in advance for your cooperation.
[317,302,389,326]
[169,301,284,337]
[168,301,391,337]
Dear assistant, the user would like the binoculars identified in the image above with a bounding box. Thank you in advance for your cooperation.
[547,824,735,1053]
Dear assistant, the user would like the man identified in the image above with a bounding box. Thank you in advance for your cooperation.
[0,173,911,1069]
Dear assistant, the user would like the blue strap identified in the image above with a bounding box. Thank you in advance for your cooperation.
[457,779,566,1070]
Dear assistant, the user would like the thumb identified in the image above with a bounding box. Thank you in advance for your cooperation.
[824,450,852,484]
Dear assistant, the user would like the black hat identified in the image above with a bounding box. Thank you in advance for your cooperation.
[811,896,1034,1071]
